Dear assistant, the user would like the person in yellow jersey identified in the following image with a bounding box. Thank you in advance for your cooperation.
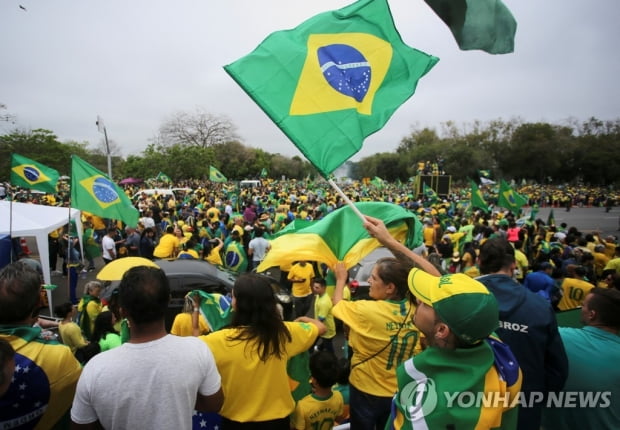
[557,265,594,311]
[153,226,180,259]
[288,260,315,318]
[0,262,81,429]
[194,274,325,429]
[332,215,441,430]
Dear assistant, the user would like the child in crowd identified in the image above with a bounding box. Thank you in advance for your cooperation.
[291,351,344,430]
[312,277,336,353]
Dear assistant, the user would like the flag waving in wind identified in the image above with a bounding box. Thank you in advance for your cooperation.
[225,0,438,176]
[209,166,227,183]
[469,180,489,213]
[257,202,422,272]
[424,0,517,54]
[497,180,528,214]
[10,154,59,194]
[422,183,438,203]
[71,155,139,227]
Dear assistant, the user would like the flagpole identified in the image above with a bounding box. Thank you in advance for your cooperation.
[96,116,112,180]
[327,178,365,222]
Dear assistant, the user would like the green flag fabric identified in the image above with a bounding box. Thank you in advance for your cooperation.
[224,0,438,176]
[469,180,488,213]
[155,171,172,183]
[424,0,517,54]
[260,168,268,178]
[10,154,60,194]
[71,155,139,227]
[191,290,233,332]
[209,166,227,183]
[497,180,527,213]
[422,183,438,203]
[257,202,422,272]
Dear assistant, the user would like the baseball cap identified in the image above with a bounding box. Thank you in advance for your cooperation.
[408,269,499,344]
[446,226,457,233]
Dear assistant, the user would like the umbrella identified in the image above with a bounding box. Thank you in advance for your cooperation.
[96,257,159,281]
[119,177,143,185]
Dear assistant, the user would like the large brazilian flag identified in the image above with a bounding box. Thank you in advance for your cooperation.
[224,0,438,176]
[257,202,422,272]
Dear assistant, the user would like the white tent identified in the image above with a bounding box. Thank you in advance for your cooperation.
[0,201,83,314]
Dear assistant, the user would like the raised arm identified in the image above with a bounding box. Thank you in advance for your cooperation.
[364,215,441,277]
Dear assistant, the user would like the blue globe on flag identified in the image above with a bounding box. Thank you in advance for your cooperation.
[225,251,240,268]
[23,166,41,182]
[318,44,371,103]
[92,177,119,203]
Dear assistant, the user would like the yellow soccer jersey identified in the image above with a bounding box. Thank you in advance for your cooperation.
[314,293,336,339]
[1,326,81,429]
[332,298,421,397]
[291,391,344,430]
[558,278,594,311]
[201,321,318,422]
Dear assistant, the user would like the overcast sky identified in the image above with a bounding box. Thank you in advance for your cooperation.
[1,0,619,163]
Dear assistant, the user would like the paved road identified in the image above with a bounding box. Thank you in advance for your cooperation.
[29,206,620,321]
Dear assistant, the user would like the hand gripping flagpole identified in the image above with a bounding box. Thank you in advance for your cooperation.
[327,178,365,223]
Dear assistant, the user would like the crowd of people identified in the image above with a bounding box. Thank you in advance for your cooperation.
[1,178,620,429]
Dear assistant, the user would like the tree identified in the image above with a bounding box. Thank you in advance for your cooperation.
[158,108,237,148]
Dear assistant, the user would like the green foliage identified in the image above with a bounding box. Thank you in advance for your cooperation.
[2,117,619,186]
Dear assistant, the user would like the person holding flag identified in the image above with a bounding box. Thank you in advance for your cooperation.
[331,216,440,430]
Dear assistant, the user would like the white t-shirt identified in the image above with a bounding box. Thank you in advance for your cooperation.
[248,237,270,262]
[101,235,116,260]
[71,335,221,429]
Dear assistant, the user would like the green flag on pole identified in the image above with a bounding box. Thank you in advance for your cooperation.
[497,180,527,213]
[469,180,488,213]
[10,154,59,194]
[224,0,438,176]
[209,166,227,183]
[260,168,268,178]
[424,0,517,54]
[70,155,139,227]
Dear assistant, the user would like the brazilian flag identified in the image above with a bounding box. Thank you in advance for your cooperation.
[224,0,438,176]
[469,180,488,213]
[209,166,227,183]
[423,183,438,203]
[70,155,139,227]
[224,240,248,273]
[497,180,527,214]
[10,153,59,194]
[190,290,232,332]
[257,202,422,272]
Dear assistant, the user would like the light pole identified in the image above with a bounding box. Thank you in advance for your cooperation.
[96,115,113,180]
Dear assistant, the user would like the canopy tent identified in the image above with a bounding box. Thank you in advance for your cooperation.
[0,201,83,315]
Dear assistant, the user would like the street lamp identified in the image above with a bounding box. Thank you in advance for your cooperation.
[96,115,113,180]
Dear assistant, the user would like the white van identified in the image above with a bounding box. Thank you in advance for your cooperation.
[239,180,261,188]
[132,188,192,201]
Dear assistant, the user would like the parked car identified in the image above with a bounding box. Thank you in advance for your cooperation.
[346,247,394,300]
[155,259,236,331]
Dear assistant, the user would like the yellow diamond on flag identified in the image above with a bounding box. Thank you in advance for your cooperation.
[290,33,392,116]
